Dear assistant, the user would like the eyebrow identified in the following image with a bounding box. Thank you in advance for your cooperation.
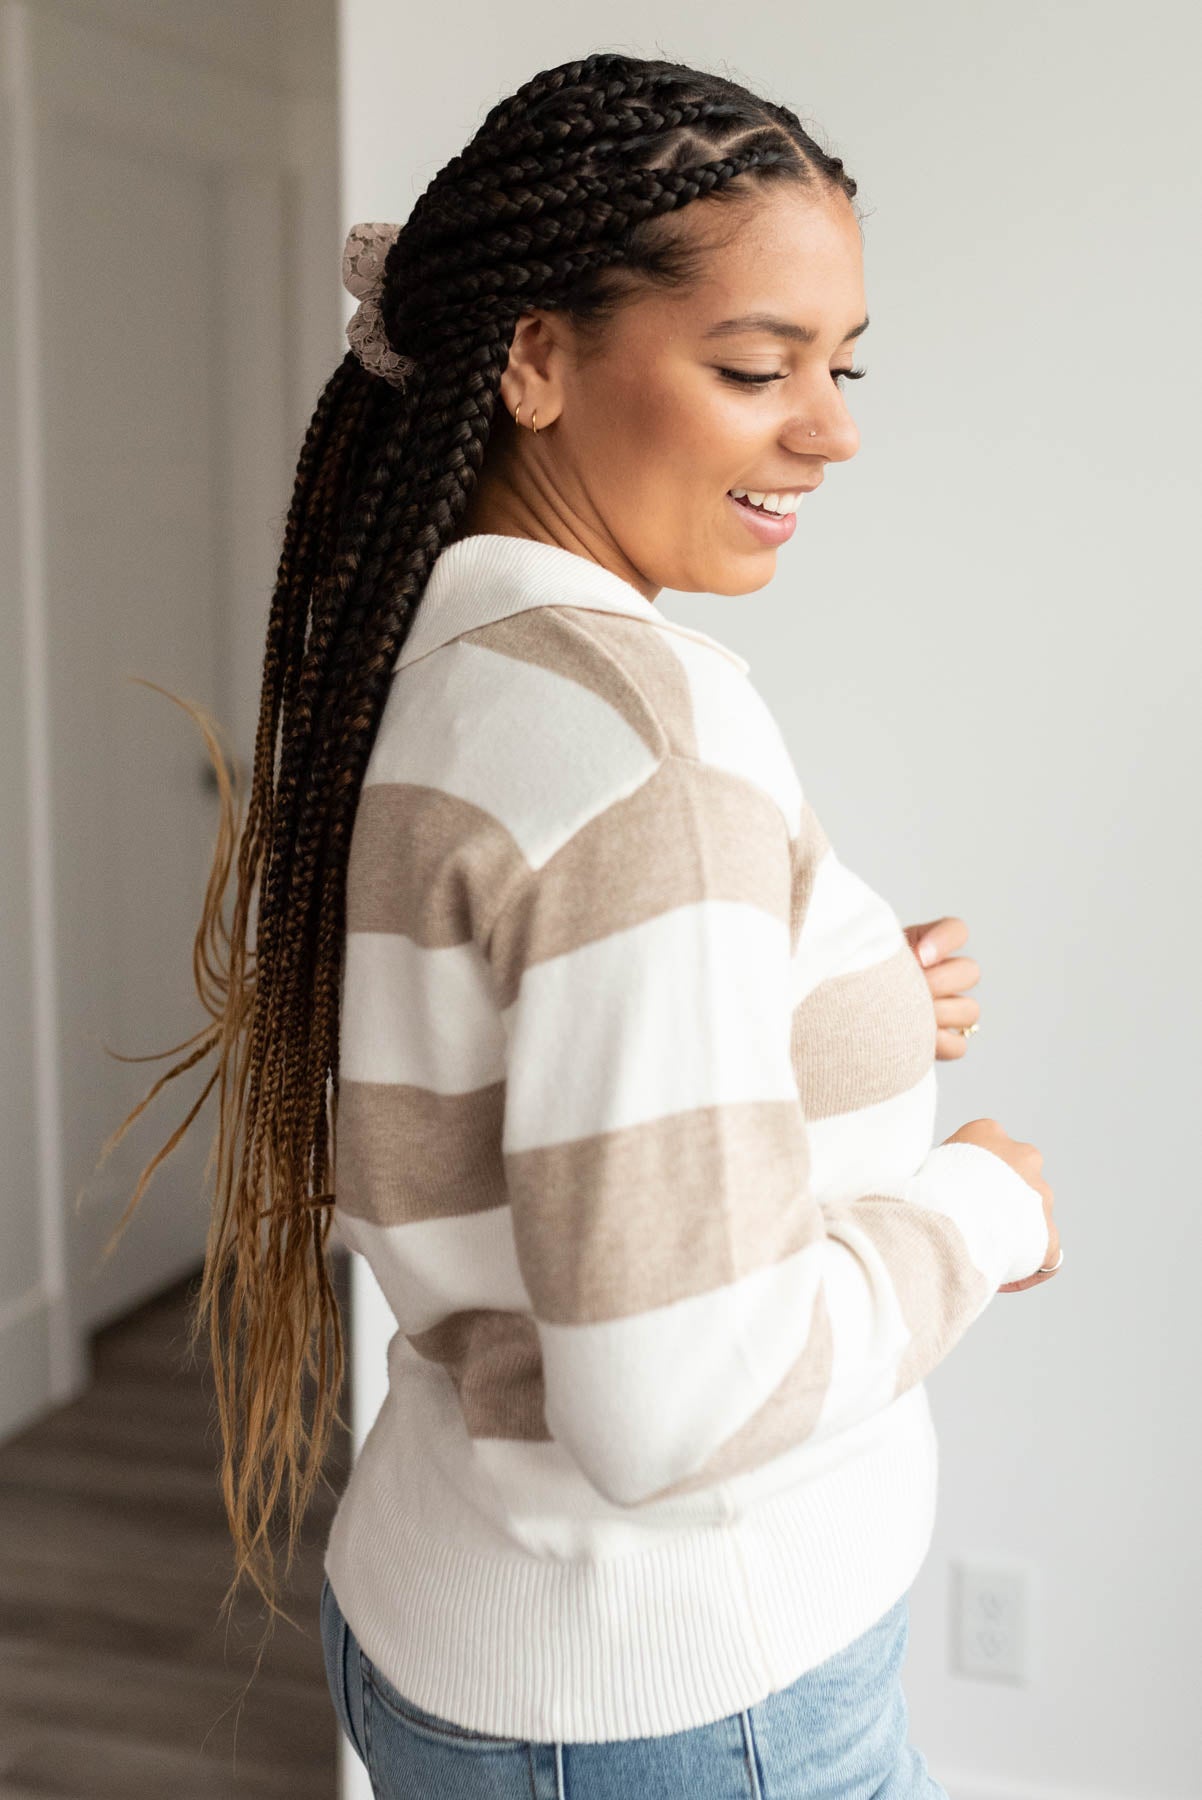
[701,312,870,345]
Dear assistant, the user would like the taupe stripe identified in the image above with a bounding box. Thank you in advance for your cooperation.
[457,607,701,759]
[790,806,831,950]
[792,944,938,1121]
[504,1099,822,1325]
[335,1077,506,1224]
[347,783,526,943]
[410,1307,552,1444]
[821,1198,989,1398]
[489,756,790,1007]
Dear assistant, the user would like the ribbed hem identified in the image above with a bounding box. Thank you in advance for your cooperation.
[323,1381,938,1744]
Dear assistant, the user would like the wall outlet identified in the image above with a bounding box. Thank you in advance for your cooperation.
[951,1560,1030,1682]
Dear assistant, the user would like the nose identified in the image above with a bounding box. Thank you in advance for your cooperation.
[784,389,860,465]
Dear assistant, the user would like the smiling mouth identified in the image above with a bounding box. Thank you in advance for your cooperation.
[727,491,807,516]
[726,491,800,543]
[726,486,818,514]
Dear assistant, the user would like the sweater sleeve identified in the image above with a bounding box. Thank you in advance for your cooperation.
[484,752,1050,1509]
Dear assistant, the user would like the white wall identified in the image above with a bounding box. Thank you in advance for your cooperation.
[339,6,1201,1796]
[0,0,341,1426]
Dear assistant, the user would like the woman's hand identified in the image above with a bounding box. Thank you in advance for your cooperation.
[903,915,980,1060]
[940,1118,1060,1292]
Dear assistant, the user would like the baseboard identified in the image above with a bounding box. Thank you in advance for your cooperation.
[0,1282,52,1441]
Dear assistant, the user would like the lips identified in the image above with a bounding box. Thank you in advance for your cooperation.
[727,491,798,544]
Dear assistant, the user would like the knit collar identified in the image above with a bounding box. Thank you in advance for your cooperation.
[393,532,750,677]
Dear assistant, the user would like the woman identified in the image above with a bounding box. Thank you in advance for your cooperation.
[102,49,1061,1799]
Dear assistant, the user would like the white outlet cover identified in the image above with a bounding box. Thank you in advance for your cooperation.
[951,1560,1031,1683]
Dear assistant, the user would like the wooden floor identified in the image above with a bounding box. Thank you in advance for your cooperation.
[0,1249,354,1798]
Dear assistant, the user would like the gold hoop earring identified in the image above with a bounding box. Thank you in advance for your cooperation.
[514,402,522,428]
[532,409,539,434]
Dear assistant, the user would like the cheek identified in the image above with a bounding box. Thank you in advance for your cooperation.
[615,379,755,487]
[600,371,686,441]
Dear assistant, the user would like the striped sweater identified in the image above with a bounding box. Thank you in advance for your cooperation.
[322,529,1049,1745]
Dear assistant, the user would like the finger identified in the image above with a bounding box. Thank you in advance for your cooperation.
[998,1267,1059,1293]
[911,916,969,968]
[933,995,980,1030]
[934,992,979,1060]
[999,1232,1061,1291]
[925,955,980,996]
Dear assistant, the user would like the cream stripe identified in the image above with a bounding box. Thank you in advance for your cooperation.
[792,849,909,1002]
[807,1067,938,1204]
[805,1212,914,1442]
[340,932,503,1087]
[332,1205,526,1331]
[537,1236,830,1506]
[656,629,805,836]
[657,1292,832,1499]
[501,901,797,1151]
[367,637,661,866]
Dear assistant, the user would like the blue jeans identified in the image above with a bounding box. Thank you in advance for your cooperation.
[320,1571,947,1798]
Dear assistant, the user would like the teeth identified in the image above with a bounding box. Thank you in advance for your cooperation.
[729,487,804,515]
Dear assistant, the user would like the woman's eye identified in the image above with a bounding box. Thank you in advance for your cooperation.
[716,365,868,389]
[717,368,785,387]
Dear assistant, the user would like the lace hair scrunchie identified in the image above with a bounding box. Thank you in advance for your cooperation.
[342,221,417,391]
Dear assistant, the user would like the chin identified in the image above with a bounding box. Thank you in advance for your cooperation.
[704,559,778,598]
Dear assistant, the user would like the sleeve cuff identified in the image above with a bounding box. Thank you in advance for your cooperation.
[908,1140,1051,1287]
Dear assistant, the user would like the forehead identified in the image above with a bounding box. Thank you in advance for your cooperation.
[635,185,864,332]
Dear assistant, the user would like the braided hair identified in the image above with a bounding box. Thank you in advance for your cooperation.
[97,50,859,1676]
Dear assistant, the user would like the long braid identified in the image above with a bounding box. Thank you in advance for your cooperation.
[92,50,860,1701]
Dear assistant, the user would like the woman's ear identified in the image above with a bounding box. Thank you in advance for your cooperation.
[499,311,568,425]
